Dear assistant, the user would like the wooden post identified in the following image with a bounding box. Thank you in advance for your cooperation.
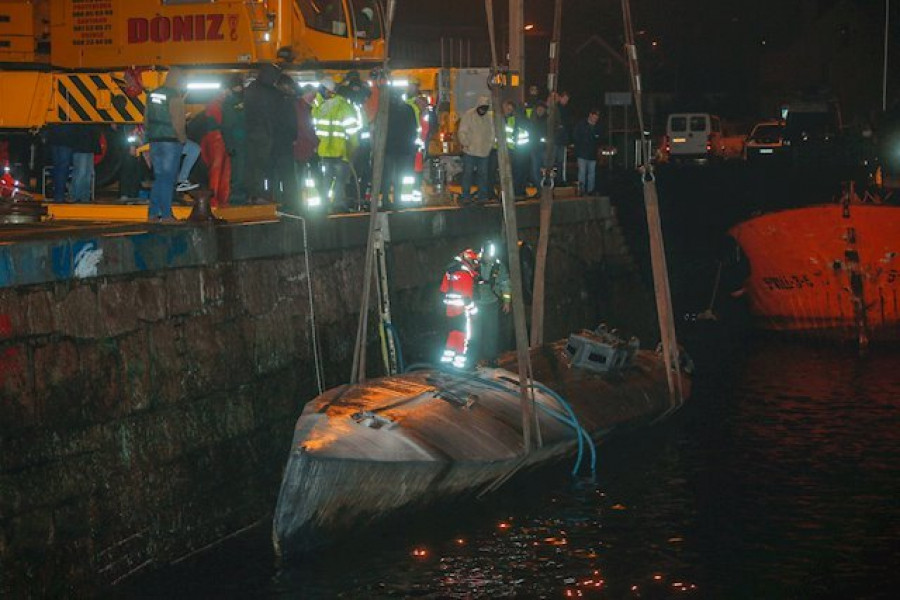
[486,0,536,452]
[492,86,536,452]
[350,1,395,384]
[509,0,525,103]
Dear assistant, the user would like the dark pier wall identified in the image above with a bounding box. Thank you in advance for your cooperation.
[0,198,655,596]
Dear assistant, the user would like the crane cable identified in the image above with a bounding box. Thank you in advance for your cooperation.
[620,0,685,409]
[484,0,541,451]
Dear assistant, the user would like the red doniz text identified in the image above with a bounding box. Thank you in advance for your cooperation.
[127,15,234,43]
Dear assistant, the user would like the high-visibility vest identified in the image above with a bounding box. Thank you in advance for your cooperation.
[313,95,360,161]
[504,116,530,150]
[406,96,422,123]
[408,96,425,152]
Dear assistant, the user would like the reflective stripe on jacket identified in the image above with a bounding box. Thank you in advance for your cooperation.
[313,95,359,160]
[504,116,530,149]
[145,87,178,141]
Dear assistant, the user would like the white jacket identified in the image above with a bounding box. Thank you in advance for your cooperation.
[457,107,495,158]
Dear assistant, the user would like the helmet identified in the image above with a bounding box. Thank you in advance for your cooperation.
[320,76,336,92]
[479,240,498,261]
[460,248,479,267]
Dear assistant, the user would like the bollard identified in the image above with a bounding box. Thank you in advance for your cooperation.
[186,189,223,223]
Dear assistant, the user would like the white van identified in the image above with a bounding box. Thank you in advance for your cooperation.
[665,113,725,161]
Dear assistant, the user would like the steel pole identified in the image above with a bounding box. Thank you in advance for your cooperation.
[885,0,890,111]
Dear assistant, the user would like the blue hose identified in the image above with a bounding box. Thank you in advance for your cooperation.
[530,381,597,477]
[469,374,596,478]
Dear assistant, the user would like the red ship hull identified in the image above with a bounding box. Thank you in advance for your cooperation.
[728,203,900,342]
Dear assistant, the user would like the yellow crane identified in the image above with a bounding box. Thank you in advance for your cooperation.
[0,0,385,186]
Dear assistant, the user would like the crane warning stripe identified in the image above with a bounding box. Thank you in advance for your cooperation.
[53,74,145,124]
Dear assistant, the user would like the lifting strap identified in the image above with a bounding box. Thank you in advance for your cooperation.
[621,0,684,409]
[530,0,564,348]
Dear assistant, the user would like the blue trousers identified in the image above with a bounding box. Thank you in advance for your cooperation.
[179,139,200,182]
[460,153,489,201]
[149,141,182,219]
[51,145,73,202]
[71,152,94,202]
[577,158,596,195]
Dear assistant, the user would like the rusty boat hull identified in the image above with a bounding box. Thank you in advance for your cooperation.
[272,340,689,557]
[728,203,900,342]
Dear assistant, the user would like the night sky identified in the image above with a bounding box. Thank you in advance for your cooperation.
[391,0,896,121]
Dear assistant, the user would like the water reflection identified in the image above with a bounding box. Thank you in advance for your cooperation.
[119,340,900,599]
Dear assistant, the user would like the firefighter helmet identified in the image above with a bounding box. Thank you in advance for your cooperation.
[460,248,479,267]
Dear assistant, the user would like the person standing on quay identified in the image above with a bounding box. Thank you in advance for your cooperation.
[69,125,100,203]
[573,108,602,196]
[293,83,321,211]
[222,76,248,205]
[46,123,76,203]
[457,95,495,206]
[244,63,283,204]
[145,66,189,222]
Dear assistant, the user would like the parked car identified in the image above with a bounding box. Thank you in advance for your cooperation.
[744,120,788,163]
[664,113,725,162]
[782,96,845,166]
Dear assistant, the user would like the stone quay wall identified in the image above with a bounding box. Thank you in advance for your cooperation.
[0,198,657,596]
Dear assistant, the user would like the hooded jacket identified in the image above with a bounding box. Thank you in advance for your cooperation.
[458,105,495,158]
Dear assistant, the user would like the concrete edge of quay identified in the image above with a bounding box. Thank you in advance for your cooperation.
[0,196,614,289]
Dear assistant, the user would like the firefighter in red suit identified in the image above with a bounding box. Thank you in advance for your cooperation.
[198,77,242,207]
[440,248,481,369]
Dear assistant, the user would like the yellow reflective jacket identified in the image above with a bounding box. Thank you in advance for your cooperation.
[313,94,360,161]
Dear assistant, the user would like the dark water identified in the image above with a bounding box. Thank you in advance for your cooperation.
[118,337,900,599]
[119,166,900,598]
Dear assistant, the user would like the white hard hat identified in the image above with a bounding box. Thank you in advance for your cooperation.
[477,95,491,108]
[321,76,336,92]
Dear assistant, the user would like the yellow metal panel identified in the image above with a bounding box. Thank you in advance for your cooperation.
[47,0,383,70]
[44,202,277,223]
[0,2,35,62]
[50,0,263,69]
[0,71,54,129]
